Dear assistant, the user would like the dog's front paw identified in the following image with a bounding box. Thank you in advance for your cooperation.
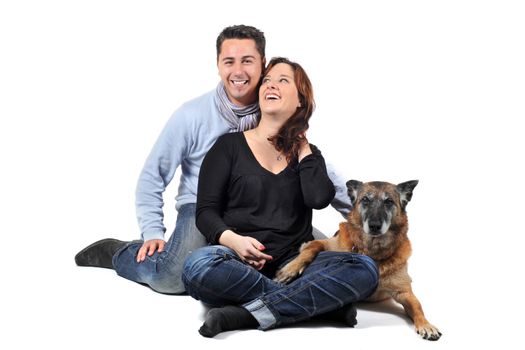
[416,323,442,341]
[273,261,305,284]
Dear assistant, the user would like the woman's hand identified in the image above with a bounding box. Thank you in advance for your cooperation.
[136,239,166,263]
[219,230,273,270]
[297,133,312,162]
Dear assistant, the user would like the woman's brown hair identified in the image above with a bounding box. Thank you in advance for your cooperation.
[265,57,315,162]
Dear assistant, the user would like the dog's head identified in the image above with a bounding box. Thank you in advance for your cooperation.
[346,180,418,236]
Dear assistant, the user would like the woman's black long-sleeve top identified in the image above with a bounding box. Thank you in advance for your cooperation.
[196,132,335,274]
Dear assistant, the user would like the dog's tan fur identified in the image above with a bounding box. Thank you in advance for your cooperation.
[275,180,441,341]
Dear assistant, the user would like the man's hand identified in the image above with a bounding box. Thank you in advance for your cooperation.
[219,230,272,270]
[136,239,166,263]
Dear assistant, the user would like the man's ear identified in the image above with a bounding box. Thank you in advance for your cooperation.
[346,180,363,207]
[396,180,419,210]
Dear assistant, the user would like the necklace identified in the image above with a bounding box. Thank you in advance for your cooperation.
[251,129,283,161]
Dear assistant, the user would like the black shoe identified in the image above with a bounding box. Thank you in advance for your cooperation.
[75,238,126,269]
[318,303,358,327]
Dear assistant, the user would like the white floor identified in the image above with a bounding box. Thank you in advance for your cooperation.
[3,216,517,350]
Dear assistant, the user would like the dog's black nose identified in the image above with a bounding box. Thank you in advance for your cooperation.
[368,220,382,233]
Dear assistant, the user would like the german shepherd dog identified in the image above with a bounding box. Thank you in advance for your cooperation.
[274,180,442,341]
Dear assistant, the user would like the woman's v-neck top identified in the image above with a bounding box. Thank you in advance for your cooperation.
[196,132,335,271]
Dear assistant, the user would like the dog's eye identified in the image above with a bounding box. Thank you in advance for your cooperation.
[361,197,370,206]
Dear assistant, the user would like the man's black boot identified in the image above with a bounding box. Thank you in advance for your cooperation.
[75,238,126,269]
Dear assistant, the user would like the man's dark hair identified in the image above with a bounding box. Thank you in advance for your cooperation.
[216,25,265,60]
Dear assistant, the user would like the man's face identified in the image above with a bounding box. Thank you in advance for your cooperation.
[217,39,264,106]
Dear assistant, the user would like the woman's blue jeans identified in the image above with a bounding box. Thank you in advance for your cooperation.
[182,245,379,330]
[112,203,206,294]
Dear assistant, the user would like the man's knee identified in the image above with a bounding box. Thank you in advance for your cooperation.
[148,277,186,295]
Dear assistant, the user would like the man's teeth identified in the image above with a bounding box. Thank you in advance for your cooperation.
[232,80,247,85]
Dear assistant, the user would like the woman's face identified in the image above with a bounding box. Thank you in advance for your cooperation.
[259,63,301,119]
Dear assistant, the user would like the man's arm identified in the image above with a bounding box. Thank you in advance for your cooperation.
[326,162,352,218]
[135,109,192,242]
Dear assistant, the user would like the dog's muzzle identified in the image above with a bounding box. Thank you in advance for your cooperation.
[367,219,383,235]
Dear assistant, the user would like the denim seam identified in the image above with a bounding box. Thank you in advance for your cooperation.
[258,262,359,325]
[267,259,361,308]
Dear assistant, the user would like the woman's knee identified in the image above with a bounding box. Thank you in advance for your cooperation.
[182,245,233,287]
[181,245,242,304]
[320,252,379,298]
[351,254,380,297]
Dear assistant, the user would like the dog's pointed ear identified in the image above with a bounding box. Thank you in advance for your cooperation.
[396,180,419,210]
[346,180,363,206]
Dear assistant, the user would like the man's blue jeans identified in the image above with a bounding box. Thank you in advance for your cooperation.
[112,203,206,294]
[182,245,379,330]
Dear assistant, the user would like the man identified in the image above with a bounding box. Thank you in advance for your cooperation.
[75,25,351,295]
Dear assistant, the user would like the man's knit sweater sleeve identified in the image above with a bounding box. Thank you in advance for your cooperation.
[135,108,192,242]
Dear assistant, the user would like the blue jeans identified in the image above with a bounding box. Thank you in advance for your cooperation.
[182,245,379,330]
[113,203,206,294]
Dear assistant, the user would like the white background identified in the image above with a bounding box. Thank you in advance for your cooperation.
[1,1,524,349]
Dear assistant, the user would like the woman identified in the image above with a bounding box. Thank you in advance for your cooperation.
[182,57,379,337]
